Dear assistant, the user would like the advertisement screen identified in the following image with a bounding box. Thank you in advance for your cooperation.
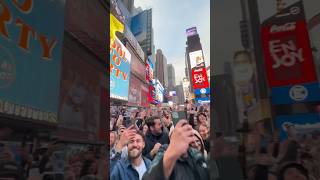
[186,27,198,37]
[189,50,205,69]
[110,14,131,101]
[131,11,148,40]
[127,44,145,80]
[169,91,177,96]
[59,43,101,140]
[155,81,164,103]
[148,85,156,104]
[141,85,149,107]
[0,0,65,123]
[261,1,317,87]
[191,68,209,89]
[275,113,320,141]
[146,57,154,83]
[128,75,142,106]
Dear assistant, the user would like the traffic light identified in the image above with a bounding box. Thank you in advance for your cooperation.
[240,20,250,49]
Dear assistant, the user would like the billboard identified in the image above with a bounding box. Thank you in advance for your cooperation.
[0,0,65,123]
[189,50,205,69]
[191,68,209,89]
[146,57,154,83]
[271,82,320,105]
[131,11,148,41]
[128,75,142,107]
[110,14,131,101]
[155,80,164,103]
[275,113,320,141]
[169,91,177,96]
[261,1,318,87]
[186,27,198,37]
[59,43,101,140]
[127,44,145,80]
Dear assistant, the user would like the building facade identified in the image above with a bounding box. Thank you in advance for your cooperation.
[167,64,176,91]
[155,49,168,88]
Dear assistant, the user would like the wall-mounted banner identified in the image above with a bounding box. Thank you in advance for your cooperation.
[271,82,320,105]
[146,57,154,83]
[0,0,65,123]
[110,14,131,101]
[191,67,209,89]
[261,1,317,87]
[275,113,320,141]
[110,36,131,101]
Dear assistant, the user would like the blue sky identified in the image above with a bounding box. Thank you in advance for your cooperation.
[134,0,210,84]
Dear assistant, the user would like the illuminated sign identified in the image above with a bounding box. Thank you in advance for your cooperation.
[186,27,198,37]
[110,13,131,101]
[0,0,65,123]
[191,68,209,89]
[189,50,205,69]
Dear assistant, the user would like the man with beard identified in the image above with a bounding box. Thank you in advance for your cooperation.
[110,131,151,180]
[142,120,209,180]
[143,116,170,160]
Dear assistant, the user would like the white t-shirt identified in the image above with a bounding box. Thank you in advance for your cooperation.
[133,159,147,180]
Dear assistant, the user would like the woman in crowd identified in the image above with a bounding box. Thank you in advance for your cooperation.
[190,129,208,160]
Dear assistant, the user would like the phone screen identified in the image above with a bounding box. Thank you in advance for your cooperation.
[172,111,187,126]
[123,116,132,128]
[135,119,143,129]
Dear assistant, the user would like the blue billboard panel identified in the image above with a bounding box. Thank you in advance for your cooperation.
[131,11,148,38]
[110,37,131,101]
[272,82,320,105]
[0,0,65,123]
[194,88,210,95]
[196,97,210,104]
[275,113,320,141]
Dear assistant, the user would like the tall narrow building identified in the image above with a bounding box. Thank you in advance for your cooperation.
[155,49,168,88]
[167,64,176,91]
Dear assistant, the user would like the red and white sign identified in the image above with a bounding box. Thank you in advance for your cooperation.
[191,68,209,89]
[261,1,317,87]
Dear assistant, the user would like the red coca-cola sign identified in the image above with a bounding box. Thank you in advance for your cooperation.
[261,1,317,87]
[191,67,209,89]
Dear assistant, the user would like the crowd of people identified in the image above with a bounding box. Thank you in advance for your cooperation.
[0,127,108,180]
[243,120,320,180]
[109,101,211,180]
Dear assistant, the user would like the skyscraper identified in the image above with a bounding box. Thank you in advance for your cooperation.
[120,0,134,14]
[167,64,176,91]
[185,27,204,93]
[175,84,185,105]
[155,49,168,88]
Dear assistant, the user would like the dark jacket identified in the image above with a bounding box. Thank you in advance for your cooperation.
[110,156,152,180]
[142,145,209,180]
[143,131,170,160]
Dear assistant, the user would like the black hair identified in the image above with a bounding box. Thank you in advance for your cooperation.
[278,163,309,180]
[145,116,161,128]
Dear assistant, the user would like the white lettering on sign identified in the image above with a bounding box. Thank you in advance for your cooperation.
[0,99,57,123]
[194,74,206,84]
[270,22,296,33]
[269,40,304,69]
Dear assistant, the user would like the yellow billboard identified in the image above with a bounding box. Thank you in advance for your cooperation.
[110,13,124,42]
